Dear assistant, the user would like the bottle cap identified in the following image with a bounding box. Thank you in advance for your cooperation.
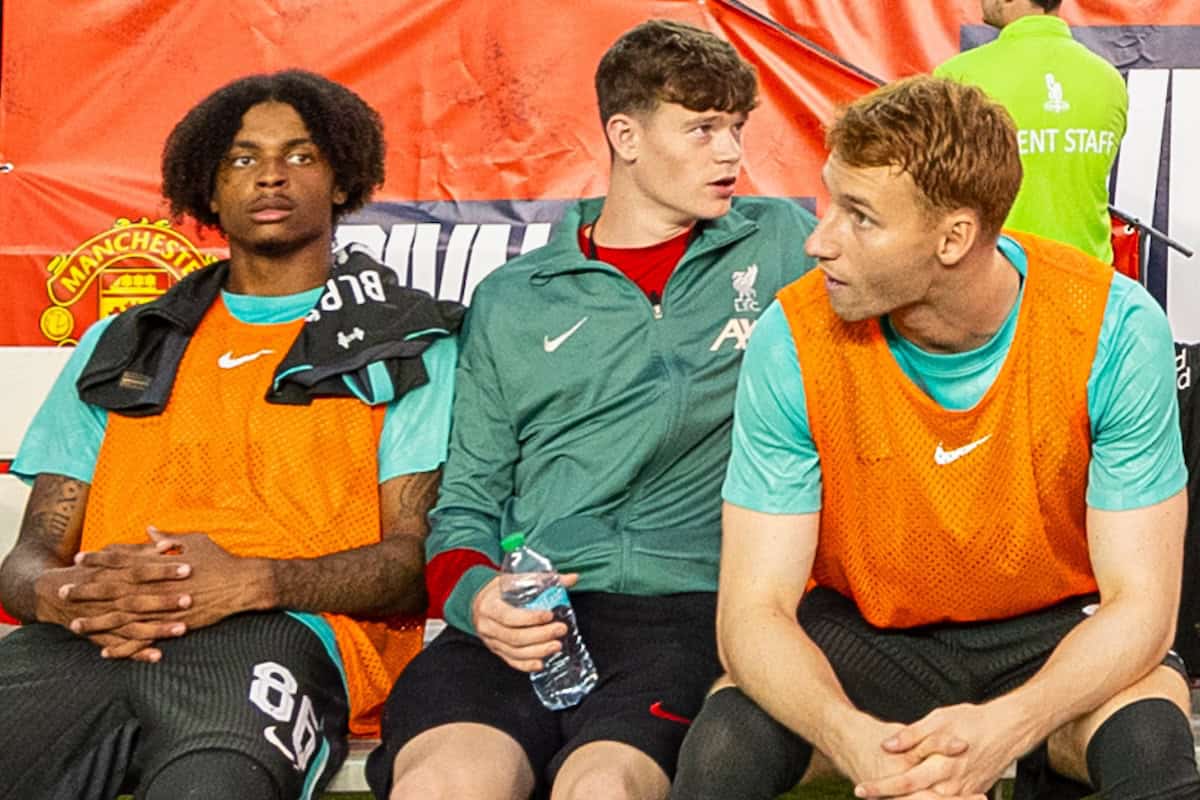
[500,532,526,552]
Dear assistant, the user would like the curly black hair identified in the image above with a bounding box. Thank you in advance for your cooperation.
[161,69,385,229]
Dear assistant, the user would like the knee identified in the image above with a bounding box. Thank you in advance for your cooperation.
[556,766,644,800]
[1087,698,1200,800]
[384,723,534,800]
[390,760,507,800]
[389,763,457,800]
[673,687,811,800]
[142,749,280,800]
[681,687,779,763]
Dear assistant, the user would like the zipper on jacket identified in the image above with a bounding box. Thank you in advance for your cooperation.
[647,289,664,321]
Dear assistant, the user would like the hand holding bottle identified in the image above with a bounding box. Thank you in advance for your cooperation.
[495,532,598,709]
[472,570,579,672]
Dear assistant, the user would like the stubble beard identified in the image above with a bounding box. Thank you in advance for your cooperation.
[244,227,324,258]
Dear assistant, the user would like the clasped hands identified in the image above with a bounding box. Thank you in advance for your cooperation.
[34,527,258,663]
[842,704,1021,800]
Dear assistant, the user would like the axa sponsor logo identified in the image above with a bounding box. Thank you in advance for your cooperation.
[709,317,756,352]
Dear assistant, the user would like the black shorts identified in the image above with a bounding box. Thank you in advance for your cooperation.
[798,587,1186,723]
[800,588,1188,796]
[0,612,350,800]
[367,591,721,798]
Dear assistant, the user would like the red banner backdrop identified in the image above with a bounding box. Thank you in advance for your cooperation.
[0,0,875,347]
[1,1,1198,356]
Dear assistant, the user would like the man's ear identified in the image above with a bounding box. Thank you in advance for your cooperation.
[605,113,641,164]
[936,208,982,267]
[332,186,348,206]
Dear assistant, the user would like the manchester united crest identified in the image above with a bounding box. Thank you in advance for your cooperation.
[40,218,218,345]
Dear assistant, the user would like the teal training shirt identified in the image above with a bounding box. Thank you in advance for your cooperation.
[723,236,1186,514]
[936,15,1127,263]
[12,288,456,698]
[13,288,457,485]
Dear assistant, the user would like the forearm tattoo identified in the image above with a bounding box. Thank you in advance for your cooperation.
[270,470,441,617]
[25,475,86,554]
[390,468,441,537]
[0,474,88,620]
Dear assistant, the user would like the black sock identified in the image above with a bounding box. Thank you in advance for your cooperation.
[141,749,280,800]
[1086,698,1200,800]
[671,687,812,800]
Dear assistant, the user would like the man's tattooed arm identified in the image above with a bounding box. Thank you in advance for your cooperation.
[258,469,440,617]
[62,469,439,637]
[0,474,89,622]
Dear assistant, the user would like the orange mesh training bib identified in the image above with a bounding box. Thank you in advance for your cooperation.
[83,299,422,735]
[779,232,1111,628]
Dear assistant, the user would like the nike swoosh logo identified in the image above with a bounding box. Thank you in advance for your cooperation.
[263,725,297,766]
[217,349,275,369]
[648,701,692,725]
[934,434,991,466]
[543,317,589,353]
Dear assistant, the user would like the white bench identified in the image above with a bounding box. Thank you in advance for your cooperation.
[325,737,377,794]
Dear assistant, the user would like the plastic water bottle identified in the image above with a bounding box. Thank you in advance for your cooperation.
[499,531,598,710]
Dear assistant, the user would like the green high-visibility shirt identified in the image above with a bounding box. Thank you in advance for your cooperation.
[937,15,1127,263]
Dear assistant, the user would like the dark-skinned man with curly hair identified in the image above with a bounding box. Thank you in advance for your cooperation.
[0,70,462,800]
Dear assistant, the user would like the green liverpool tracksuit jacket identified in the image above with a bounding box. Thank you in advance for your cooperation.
[429,195,817,634]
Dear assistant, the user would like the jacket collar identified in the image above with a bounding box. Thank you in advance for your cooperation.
[999,14,1071,42]
[530,196,760,279]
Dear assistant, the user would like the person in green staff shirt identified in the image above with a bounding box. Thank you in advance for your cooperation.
[937,0,1127,263]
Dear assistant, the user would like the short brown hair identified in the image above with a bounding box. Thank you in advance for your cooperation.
[826,76,1022,239]
[595,19,758,125]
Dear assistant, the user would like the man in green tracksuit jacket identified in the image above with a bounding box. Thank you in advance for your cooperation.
[366,19,817,800]
[937,0,1127,263]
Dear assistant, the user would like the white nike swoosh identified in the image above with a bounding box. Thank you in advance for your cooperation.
[933,434,991,466]
[263,725,296,766]
[217,349,275,369]
[543,317,589,353]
